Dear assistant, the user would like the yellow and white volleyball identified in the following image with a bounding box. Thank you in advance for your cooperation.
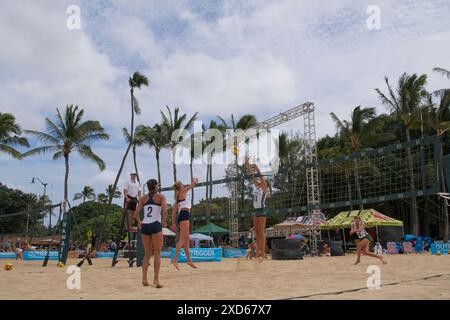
[57,262,65,268]
[3,263,13,271]
[436,251,441,256]
[232,146,239,155]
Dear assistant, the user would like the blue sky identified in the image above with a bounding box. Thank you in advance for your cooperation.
[1,0,450,220]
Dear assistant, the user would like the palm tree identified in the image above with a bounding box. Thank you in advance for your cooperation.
[122,127,146,183]
[433,67,450,97]
[330,106,394,210]
[109,72,149,205]
[160,106,198,182]
[218,113,258,155]
[106,184,121,200]
[425,91,450,241]
[218,114,257,213]
[0,112,29,159]
[73,186,96,203]
[376,73,428,235]
[97,193,108,204]
[318,139,355,210]
[24,105,109,202]
[135,124,168,187]
[98,185,122,204]
[202,120,226,215]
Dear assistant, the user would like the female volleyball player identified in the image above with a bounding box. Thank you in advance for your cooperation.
[135,179,167,288]
[350,216,387,265]
[170,177,198,270]
[244,157,270,261]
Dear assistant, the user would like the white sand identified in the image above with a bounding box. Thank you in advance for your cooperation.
[1,253,449,300]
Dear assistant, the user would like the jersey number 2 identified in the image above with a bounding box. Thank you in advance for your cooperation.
[146,207,153,218]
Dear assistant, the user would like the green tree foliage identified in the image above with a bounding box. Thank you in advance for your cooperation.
[0,183,46,235]
[67,201,123,243]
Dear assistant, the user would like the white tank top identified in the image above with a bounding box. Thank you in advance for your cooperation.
[177,194,191,210]
[253,186,266,209]
[352,222,368,239]
[142,194,162,224]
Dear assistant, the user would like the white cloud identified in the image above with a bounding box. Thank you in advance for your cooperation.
[1,0,450,205]
[144,52,298,118]
[0,0,127,130]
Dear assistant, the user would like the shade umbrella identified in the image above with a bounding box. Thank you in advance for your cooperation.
[192,223,229,235]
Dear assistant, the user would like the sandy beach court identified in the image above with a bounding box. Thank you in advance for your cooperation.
[1,253,449,300]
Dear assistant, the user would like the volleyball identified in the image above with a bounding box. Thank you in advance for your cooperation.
[232,146,239,155]
[436,251,441,256]
[57,262,65,268]
[3,263,13,271]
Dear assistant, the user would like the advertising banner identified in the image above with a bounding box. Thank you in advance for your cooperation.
[430,243,450,255]
[23,251,59,260]
[223,248,247,258]
[170,248,222,262]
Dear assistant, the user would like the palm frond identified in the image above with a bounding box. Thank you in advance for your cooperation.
[0,144,23,159]
[24,130,61,145]
[77,145,106,170]
[433,67,450,79]
[22,146,59,157]
[2,135,29,147]
[132,95,141,115]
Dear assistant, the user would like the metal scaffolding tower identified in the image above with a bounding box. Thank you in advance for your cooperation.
[228,102,321,249]
[303,104,321,255]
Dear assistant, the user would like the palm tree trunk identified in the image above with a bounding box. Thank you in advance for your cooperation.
[64,155,69,202]
[206,161,210,222]
[405,128,419,235]
[172,146,177,182]
[132,144,140,183]
[353,161,363,210]
[345,168,353,211]
[209,163,213,204]
[190,156,195,230]
[207,156,212,222]
[438,135,449,241]
[190,157,194,208]
[108,88,135,206]
[155,148,161,187]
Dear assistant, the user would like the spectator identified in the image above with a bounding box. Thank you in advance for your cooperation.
[15,246,23,260]
[321,243,331,256]
[110,241,117,252]
[239,235,245,249]
[245,228,256,260]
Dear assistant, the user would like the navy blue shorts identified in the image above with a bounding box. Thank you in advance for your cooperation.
[125,196,138,211]
[177,210,190,225]
[141,221,162,235]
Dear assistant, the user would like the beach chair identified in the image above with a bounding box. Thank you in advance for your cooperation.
[387,242,398,254]
[402,242,413,254]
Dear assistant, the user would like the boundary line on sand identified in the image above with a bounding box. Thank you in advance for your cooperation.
[280,273,450,300]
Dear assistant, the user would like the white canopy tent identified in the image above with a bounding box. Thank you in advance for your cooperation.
[190,233,215,247]
[163,228,176,236]
[190,233,213,241]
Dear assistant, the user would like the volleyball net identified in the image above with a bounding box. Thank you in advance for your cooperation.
[158,136,441,225]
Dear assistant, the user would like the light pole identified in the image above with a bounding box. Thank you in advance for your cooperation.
[31,177,49,231]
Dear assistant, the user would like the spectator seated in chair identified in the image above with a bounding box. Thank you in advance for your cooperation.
[320,243,331,256]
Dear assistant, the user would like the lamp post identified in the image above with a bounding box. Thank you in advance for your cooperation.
[31,177,49,231]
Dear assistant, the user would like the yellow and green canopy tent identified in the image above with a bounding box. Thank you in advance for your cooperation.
[321,209,403,230]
